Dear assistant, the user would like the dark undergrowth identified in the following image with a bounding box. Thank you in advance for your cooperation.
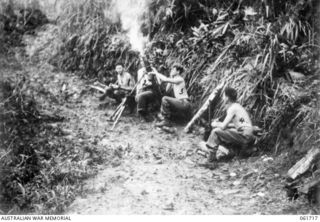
[0,3,112,214]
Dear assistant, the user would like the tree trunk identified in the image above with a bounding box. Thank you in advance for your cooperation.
[287,147,320,180]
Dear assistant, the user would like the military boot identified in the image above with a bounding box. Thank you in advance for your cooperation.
[198,151,217,170]
[155,118,172,127]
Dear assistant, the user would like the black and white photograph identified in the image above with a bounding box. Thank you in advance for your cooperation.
[0,0,319,217]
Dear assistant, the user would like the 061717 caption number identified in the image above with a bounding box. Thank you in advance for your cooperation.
[300,216,319,221]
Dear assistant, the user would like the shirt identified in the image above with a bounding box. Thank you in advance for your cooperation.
[172,76,189,99]
[228,103,253,136]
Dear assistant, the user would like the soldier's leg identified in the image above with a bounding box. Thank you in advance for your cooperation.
[169,99,192,121]
[157,97,191,127]
[112,90,126,104]
[156,96,175,127]
[207,128,250,148]
[99,86,114,101]
[126,95,136,114]
[206,127,251,159]
[161,97,191,119]
[160,96,173,120]
[136,91,155,115]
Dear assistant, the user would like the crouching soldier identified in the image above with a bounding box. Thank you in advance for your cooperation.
[199,87,255,169]
[151,63,192,127]
[99,63,135,104]
[135,65,160,121]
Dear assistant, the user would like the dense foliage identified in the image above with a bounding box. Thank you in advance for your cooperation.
[145,0,320,152]
[0,1,111,213]
[0,73,111,213]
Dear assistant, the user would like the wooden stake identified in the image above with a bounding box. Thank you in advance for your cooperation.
[184,82,225,133]
[109,97,127,121]
[89,85,106,93]
[287,147,320,180]
[111,105,126,130]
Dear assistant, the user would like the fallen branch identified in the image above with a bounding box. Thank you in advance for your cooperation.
[184,82,225,133]
[287,147,320,180]
[89,85,106,93]
[0,150,12,161]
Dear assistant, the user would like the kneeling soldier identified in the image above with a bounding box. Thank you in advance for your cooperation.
[135,66,159,121]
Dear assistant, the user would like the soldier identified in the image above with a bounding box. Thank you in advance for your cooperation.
[99,63,135,104]
[151,63,192,127]
[199,87,255,169]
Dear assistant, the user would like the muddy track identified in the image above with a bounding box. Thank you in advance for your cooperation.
[2,49,312,214]
[35,70,308,215]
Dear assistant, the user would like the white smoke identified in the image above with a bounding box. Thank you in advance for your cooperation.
[113,0,149,54]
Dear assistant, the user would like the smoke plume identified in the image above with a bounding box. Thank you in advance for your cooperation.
[113,0,149,54]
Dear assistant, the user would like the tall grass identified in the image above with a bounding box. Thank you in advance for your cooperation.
[0,0,113,214]
[146,0,320,151]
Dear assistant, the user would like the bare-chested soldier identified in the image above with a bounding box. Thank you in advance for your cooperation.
[99,63,135,104]
[199,87,255,169]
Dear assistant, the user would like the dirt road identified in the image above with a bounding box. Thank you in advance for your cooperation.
[44,71,309,215]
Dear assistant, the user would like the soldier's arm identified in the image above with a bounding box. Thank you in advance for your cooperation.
[129,74,135,88]
[136,71,144,93]
[151,68,183,85]
[212,107,235,130]
[165,83,172,93]
[157,73,182,84]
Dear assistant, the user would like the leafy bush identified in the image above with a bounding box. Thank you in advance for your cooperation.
[145,0,320,152]
[0,0,112,214]
[0,74,112,214]
[0,0,49,55]
[42,0,141,81]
